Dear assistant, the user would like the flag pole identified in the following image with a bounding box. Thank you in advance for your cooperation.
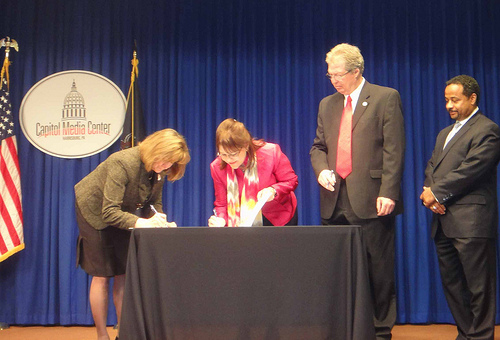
[120,42,145,150]
[126,49,139,147]
[129,49,139,147]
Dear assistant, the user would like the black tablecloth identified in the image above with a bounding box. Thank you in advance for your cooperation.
[119,226,375,340]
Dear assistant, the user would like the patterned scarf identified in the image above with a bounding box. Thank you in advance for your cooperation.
[226,157,262,227]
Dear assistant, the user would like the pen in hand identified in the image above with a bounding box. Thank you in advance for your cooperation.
[209,208,226,227]
[150,204,159,214]
[327,170,336,191]
[150,205,168,227]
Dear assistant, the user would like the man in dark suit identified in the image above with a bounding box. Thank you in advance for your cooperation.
[420,75,500,340]
[310,43,405,339]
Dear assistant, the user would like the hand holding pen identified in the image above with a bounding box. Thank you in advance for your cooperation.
[208,208,226,227]
[150,205,177,228]
[318,169,336,191]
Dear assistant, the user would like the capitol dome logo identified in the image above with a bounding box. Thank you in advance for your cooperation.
[20,70,126,158]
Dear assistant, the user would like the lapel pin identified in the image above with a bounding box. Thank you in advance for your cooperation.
[362,101,368,107]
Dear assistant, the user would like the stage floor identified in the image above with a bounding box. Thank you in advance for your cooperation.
[1,325,500,339]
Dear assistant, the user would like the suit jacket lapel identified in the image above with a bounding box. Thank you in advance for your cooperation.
[330,93,344,139]
[433,125,452,161]
[138,163,153,205]
[352,81,370,130]
[435,113,481,166]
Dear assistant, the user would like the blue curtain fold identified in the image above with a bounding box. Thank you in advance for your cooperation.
[1,0,500,325]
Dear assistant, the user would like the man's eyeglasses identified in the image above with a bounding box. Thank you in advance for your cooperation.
[218,150,240,160]
[326,70,351,81]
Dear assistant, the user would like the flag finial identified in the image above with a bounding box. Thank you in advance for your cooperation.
[0,37,19,90]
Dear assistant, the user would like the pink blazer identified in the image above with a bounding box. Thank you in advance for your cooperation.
[210,142,298,226]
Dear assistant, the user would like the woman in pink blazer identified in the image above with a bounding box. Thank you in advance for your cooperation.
[208,118,298,227]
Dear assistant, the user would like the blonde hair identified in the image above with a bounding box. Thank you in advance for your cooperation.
[139,128,190,181]
[215,118,264,170]
[325,43,364,75]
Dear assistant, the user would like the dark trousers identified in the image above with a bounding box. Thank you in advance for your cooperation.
[434,225,496,340]
[322,180,396,340]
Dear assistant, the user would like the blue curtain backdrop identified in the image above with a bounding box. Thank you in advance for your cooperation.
[1,0,499,326]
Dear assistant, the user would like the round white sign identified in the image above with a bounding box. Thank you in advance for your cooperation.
[20,70,126,158]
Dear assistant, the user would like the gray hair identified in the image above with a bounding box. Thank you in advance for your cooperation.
[325,43,365,75]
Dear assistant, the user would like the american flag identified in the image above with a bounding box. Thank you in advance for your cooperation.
[0,76,24,261]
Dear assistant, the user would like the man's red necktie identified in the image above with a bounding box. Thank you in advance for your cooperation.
[336,95,352,179]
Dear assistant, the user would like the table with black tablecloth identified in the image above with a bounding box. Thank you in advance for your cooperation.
[119,226,375,340]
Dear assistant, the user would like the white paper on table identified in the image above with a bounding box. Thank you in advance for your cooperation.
[239,190,273,227]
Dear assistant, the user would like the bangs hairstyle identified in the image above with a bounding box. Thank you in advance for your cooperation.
[139,128,190,181]
[216,118,264,170]
[325,43,365,75]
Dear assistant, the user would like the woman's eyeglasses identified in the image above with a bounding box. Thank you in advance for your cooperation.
[218,150,240,160]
